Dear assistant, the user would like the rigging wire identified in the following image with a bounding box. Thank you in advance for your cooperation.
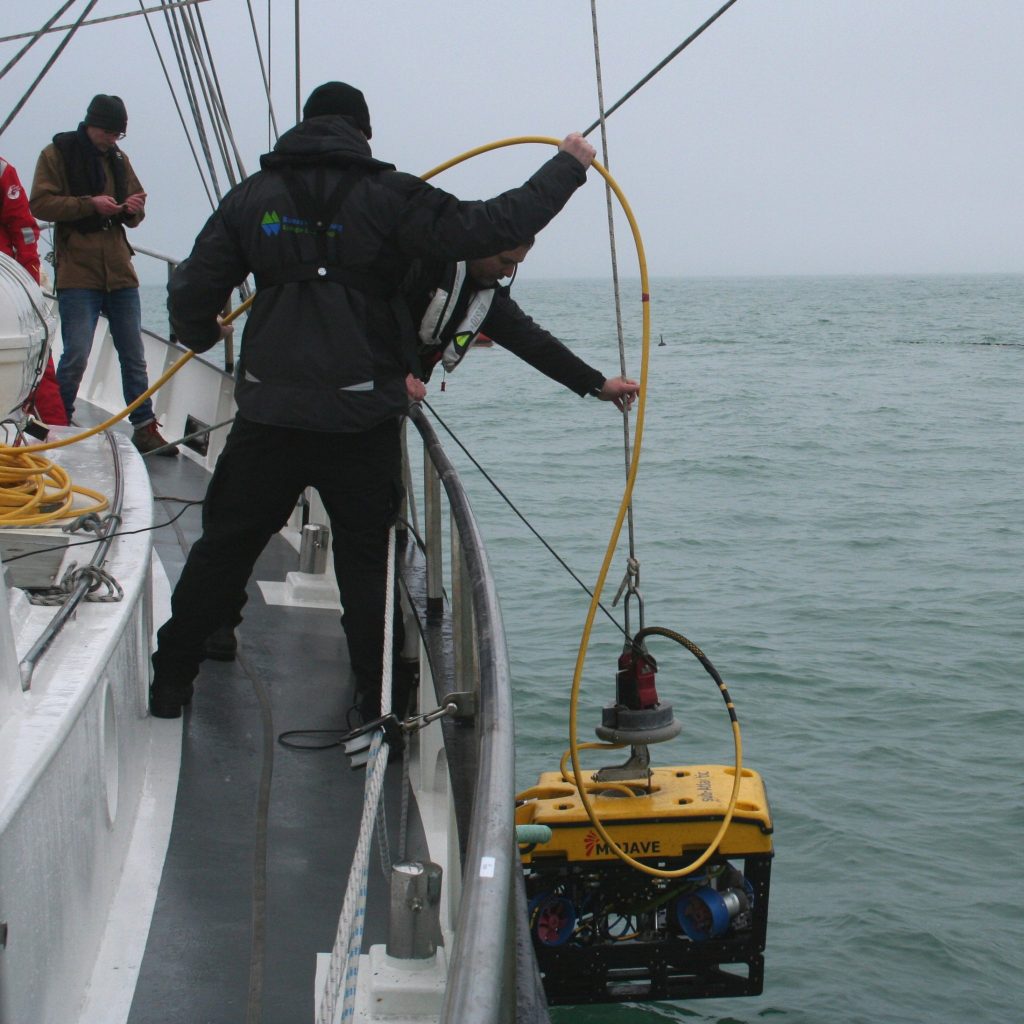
[0,1,210,45]
[138,0,216,209]
[0,0,100,138]
[581,0,742,138]
[187,0,248,182]
[158,0,225,203]
[176,1,238,189]
[0,1,76,79]
[241,0,279,147]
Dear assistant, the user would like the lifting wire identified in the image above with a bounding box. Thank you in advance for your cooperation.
[566,2,745,878]
[589,0,641,636]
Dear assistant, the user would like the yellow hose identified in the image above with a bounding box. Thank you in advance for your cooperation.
[426,137,743,879]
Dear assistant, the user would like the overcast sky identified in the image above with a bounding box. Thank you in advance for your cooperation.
[2,1,1021,282]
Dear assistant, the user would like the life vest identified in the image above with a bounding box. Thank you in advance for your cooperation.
[418,260,495,372]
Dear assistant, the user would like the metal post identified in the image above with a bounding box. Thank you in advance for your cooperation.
[166,260,176,343]
[298,523,330,574]
[424,450,443,620]
[387,861,443,959]
[449,523,476,698]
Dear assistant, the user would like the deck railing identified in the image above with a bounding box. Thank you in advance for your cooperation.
[404,404,541,1024]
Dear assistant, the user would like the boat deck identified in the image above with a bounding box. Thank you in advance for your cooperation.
[126,442,422,1022]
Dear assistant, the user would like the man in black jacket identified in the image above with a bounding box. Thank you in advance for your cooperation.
[149,81,596,719]
[407,241,639,408]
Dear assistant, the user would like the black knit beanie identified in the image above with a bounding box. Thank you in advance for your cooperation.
[302,82,372,139]
[84,94,128,134]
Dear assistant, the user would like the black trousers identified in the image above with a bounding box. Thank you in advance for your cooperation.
[152,414,404,695]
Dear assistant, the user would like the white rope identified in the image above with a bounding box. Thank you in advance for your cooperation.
[315,526,398,1024]
[315,734,389,1024]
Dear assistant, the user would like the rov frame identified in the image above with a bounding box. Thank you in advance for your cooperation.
[517,764,773,1004]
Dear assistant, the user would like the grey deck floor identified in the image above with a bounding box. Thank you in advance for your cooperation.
[126,443,418,1024]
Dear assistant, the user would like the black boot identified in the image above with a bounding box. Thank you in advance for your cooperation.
[149,676,195,719]
[203,625,238,662]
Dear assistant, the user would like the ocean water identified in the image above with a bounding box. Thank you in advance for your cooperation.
[140,275,1023,1024]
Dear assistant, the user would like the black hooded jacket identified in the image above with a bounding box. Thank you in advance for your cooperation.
[168,116,588,431]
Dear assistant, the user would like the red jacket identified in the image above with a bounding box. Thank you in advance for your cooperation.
[2,156,66,425]
[0,157,40,280]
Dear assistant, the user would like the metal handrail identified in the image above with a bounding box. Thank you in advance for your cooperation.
[405,404,517,1024]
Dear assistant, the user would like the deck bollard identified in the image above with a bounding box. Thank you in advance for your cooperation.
[298,523,330,574]
[387,861,443,959]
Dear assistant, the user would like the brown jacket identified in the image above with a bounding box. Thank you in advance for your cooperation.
[30,142,145,291]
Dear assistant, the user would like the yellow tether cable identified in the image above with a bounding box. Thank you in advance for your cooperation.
[425,137,743,879]
[4,145,743,874]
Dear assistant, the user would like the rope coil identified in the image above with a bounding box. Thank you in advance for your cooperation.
[26,561,124,606]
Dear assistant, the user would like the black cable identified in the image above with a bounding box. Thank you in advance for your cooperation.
[635,625,738,723]
[582,0,742,137]
[278,729,346,751]
[421,400,626,638]
[0,497,204,563]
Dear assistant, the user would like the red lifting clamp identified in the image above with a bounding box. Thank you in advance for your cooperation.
[616,643,660,710]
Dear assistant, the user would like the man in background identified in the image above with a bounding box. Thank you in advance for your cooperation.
[407,239,639,409]
[30,94,175,454]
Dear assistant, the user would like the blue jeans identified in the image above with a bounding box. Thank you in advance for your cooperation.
[56,287,155,426]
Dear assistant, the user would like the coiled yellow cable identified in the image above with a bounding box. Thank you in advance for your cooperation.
[0,298,253,525]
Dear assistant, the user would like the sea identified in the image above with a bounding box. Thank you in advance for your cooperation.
[140,274,1023,1024]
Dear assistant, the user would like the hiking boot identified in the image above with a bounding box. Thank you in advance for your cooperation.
[133,421,179,457]
[149,677,194,719]
[203,625,238,662]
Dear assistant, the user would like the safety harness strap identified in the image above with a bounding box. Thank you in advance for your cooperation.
[254,263,392,297]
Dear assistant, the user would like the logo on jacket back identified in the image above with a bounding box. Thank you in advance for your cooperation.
[260,209,342,238]
[261,211,281,236]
